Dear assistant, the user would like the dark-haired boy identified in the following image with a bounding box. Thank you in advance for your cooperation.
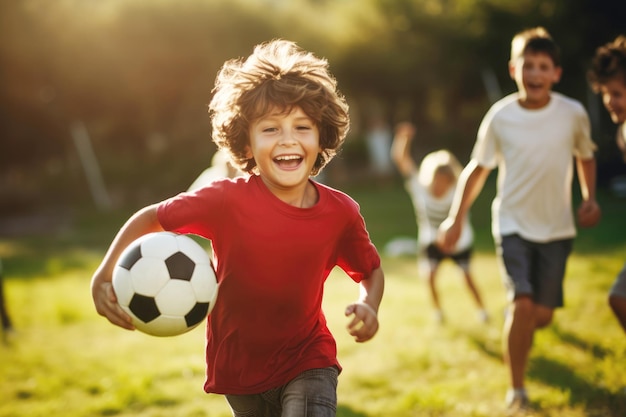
[438,27,600,413]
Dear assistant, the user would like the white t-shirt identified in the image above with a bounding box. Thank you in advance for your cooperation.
[406,175,473,253]
[472,92,596,242]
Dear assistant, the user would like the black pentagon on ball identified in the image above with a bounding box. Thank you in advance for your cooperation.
[185,302,210,327]
[118,243,142,270]
[165,251,196,281]
[129,293,160,323]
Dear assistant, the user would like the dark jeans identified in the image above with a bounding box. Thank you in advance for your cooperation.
[225,366,339,417]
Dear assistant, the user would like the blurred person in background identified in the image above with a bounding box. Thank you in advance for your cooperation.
[588,34,626,334]
[0,259,14,342]
[188,148,244,192]
[365,116,394,179]
[391,122,488,325]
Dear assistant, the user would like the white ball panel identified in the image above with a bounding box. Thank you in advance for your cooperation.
[137,315,190,337]
[140,232,180,259]
[189,263,218,302]
[155,280,197,316]
[175,234,211,264]
[209,283,219,311]
[129,258,170,296]
[112,267,134,306]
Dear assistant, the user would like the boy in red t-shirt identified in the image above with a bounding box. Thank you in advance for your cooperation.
[91,39,384,417]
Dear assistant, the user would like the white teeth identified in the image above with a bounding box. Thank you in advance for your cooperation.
[275,155,301,161]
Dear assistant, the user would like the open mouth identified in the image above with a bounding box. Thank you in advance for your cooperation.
[526,82,542,90]
[273,154,303,169]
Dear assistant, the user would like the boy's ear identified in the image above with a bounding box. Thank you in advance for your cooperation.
[508,60,516,80]
[552,66,563,84]
[244,145,253,159]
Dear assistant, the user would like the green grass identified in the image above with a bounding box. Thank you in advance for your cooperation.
[1,180,625,416]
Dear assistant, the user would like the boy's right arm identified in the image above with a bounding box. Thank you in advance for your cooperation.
[437,160,490,252]
[390,122,417,178]
[91,204,164,330]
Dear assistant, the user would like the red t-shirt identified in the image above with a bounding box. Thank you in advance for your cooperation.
[157,175,380,394]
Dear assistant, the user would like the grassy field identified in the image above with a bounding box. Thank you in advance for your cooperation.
[1,179,626,417]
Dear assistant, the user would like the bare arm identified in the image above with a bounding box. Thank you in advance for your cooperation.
[91,204,164,329]
[575,157,601,228]
[437,160,491,252]
[345,266,384,343]
[618,127,626,163]
[390,122,417,178]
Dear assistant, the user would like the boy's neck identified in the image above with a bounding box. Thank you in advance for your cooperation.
[517,92,552,110]
[262,176,319,208]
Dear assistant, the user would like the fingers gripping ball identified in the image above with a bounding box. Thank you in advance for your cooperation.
[112,232,218,337]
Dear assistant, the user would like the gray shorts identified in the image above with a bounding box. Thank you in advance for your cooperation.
[496,234,573,308]
[609,262,626,299]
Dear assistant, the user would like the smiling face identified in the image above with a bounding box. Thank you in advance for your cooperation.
[509,51,562,109]
[598,77,626,124]
[247,106,321,202]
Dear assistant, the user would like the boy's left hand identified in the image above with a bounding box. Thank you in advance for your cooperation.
[577,199,601,228]
[345,302,379,343]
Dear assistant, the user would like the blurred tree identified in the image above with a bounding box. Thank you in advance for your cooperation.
[0,0,624,212]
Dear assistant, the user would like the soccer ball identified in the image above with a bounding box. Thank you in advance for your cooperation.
[112,232,218,337]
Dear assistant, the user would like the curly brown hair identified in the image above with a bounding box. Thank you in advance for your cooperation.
[588,35,626,92]
[209,39,350,176]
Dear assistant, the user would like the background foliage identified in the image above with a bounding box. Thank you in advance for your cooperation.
[1,0,625,214]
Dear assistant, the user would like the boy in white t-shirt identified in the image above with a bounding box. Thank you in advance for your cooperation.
[391,122,488,324]
[438,27,601,413]
[588,35,626,334]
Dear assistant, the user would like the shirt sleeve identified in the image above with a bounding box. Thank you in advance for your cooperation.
[471,105,500,169]
[572,102,597,159]
[157,180,227,239]
[335,202,381,283]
